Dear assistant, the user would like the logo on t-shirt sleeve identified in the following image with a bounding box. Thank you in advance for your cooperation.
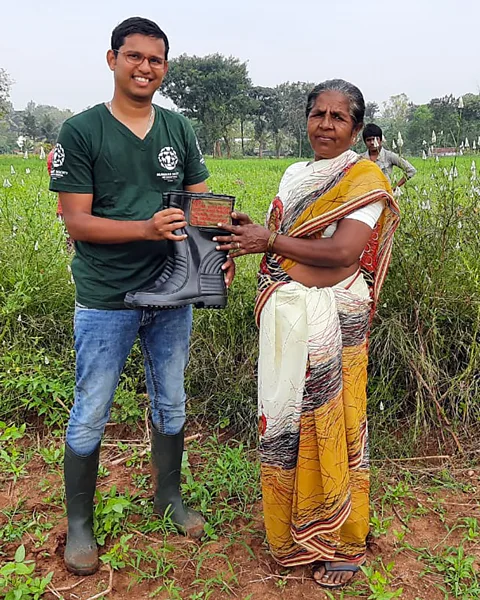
[158,147,178,171]
[195,138,206,165]
[52,143,65,168]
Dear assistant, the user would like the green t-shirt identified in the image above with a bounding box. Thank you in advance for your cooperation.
[49,103,209,309]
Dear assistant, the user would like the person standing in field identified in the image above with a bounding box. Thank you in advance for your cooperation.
[362,123,416,190]
[49,16,234,576]
[215,80,399,589]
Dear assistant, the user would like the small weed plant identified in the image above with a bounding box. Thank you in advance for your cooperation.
[0,545,53,600]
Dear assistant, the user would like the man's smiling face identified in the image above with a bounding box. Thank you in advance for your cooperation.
[107,34,168,101]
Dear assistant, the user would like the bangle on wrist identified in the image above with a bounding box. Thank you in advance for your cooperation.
[267,231,279,253]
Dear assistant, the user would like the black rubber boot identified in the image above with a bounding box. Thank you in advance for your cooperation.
[124,191,235,310]
[150,424,205,539]
[64,443,100,575]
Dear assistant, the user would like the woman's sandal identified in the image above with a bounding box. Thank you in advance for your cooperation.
[312,561,363,589]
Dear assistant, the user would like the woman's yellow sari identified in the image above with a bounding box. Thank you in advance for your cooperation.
[255,152,399,567]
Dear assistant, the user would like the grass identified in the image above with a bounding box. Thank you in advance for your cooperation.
[1,430,479,598]
[0,154,479,448]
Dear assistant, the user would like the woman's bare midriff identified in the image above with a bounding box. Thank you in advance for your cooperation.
[287,261,359,288]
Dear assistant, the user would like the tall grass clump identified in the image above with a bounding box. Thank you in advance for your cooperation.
[368,158,480,450]
[0,158,75,424]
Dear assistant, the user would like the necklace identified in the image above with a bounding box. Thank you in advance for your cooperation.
[106,101,155,138]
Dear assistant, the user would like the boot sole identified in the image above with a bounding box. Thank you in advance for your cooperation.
[124,293,227,310]
[65,561,99,576]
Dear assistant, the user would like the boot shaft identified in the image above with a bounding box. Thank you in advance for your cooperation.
[150,423,206,538]
[124,192,235,310]
[64,444,100,575]
[150,424,185,494]
[167,192,235,294]
[64,443,100,518]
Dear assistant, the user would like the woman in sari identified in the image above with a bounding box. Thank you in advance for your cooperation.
[215,79,399,588]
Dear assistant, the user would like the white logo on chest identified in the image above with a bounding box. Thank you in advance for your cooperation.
[158,147,178,171]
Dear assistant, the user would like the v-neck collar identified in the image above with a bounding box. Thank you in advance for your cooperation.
[102,103,157,146]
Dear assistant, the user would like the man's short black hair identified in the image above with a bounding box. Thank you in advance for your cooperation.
[363,123,383,141]
[111,17,169,59]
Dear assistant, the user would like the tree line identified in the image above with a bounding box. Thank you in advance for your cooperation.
[1,58,479,157]
[0,69,73,153]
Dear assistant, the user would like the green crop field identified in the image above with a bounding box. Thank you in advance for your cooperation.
[1,153,479,439]
[1,154,480,599]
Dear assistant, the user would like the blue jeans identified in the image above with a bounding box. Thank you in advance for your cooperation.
[67,305,193,456]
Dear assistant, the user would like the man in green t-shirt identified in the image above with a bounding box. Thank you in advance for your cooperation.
[49,16,233,576]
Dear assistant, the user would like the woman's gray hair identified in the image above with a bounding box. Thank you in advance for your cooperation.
[305,79,365,126]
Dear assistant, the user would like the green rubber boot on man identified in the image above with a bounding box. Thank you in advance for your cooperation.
[150,423,205,539]
[64,444,100,575]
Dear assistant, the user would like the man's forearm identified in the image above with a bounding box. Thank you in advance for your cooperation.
[65,213,148,244]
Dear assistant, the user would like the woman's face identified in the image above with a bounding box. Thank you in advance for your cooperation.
[307,91,360,160]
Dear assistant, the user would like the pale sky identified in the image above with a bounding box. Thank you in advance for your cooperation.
[2,0,479,113]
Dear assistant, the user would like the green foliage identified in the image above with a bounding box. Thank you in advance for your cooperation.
[420,546,480,599]
[126,544,176,584]
[368,157,480,449]
[38,443,63,469]
[1,155,479,448]
[181,437,260,533]
[0,99,73,151]
[93,486,137,545]
[361,560,403,599]
[0,422,28,481]
[0,68,12,119]
[0,501,53,546]
[162,54,251,156]
[380,481,414,509]
[100,533,133,570]
[369,510,394,537]
[0,545,54,600]
[457,517,480,542]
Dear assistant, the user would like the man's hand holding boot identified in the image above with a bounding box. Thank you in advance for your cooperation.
[144,208,188,241]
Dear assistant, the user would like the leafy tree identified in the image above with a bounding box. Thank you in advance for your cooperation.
[235,94,256,155]
[249,86,278,157]
[276,81,313,157]
[0,68,12,118]
[382,93,410,123]
[406,105,433,153]
[23,101,38,140]
[161,54,251,157]
[380,94,411,146]
[460,94,480,144]
[428,95,459,147]
[39,114,57,144]
[23,112,37,140]
[0,120,16,152]
[268,87,288,158]
[365,101,379,120]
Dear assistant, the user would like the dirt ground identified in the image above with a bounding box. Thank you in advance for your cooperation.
[1,427,479,600]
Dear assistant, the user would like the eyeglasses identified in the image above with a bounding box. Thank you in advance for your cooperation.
[114,50,166,69]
